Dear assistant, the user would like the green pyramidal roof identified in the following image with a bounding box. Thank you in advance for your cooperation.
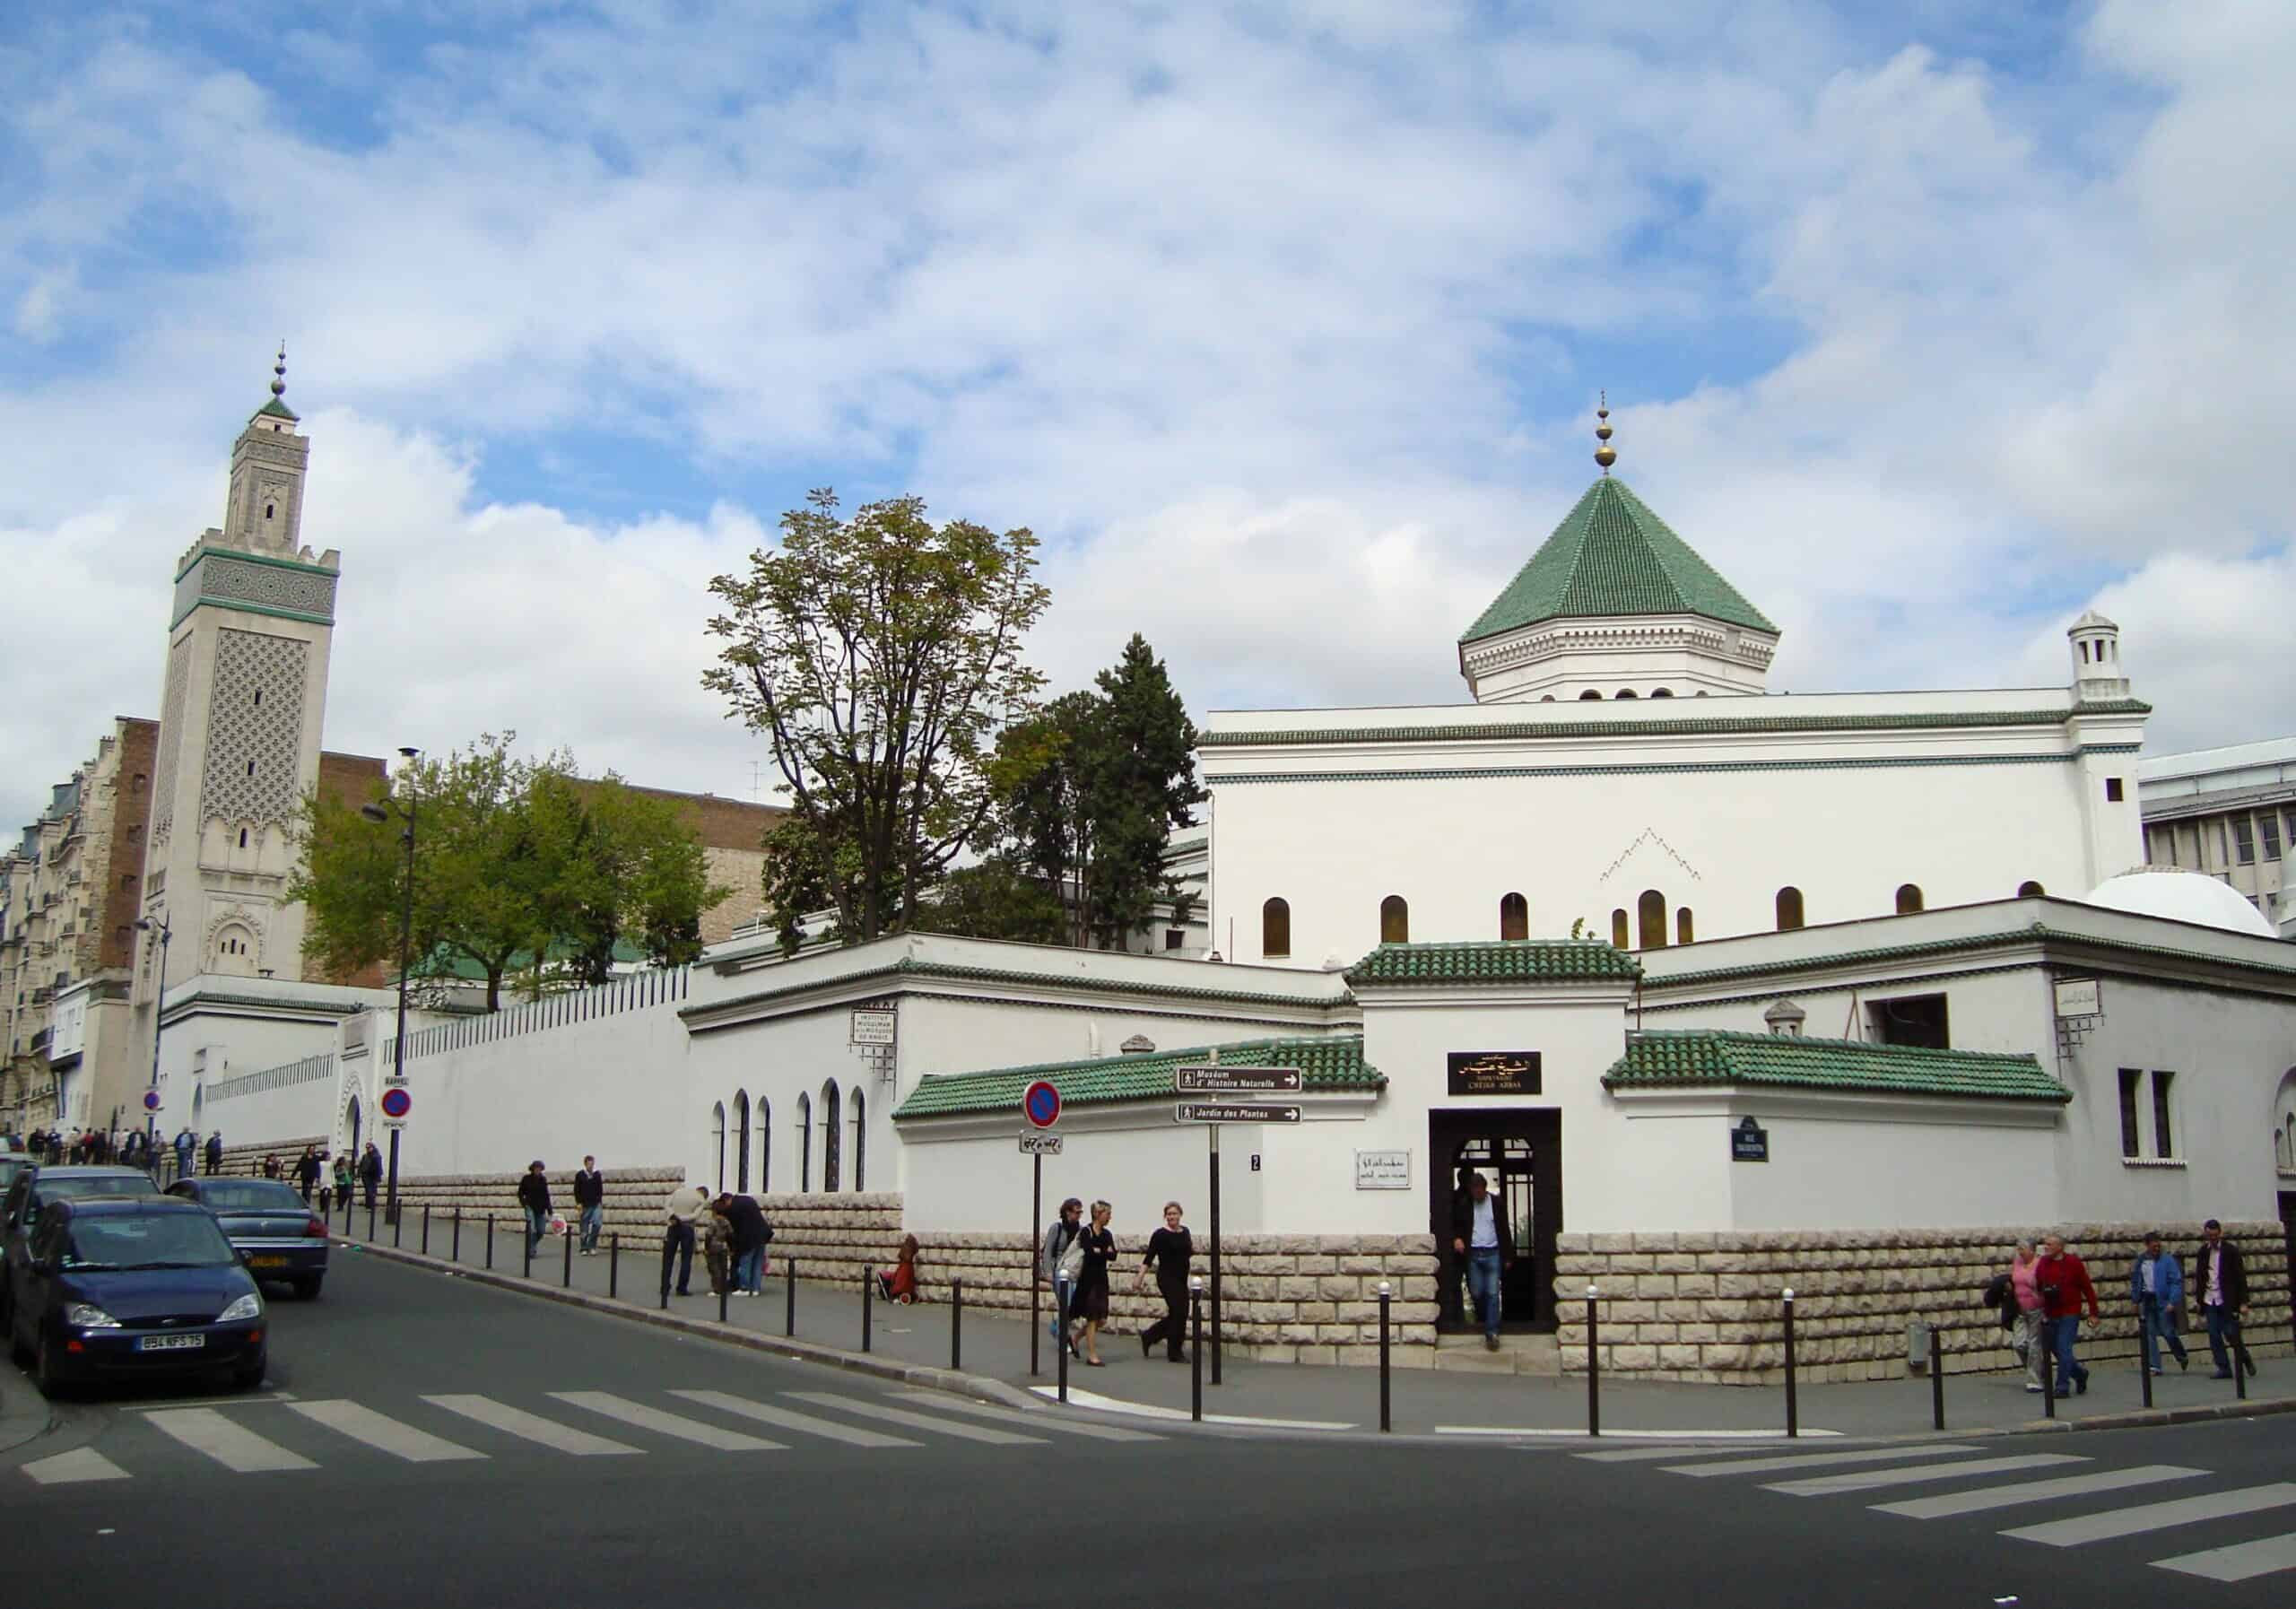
[1461,476,1776,644]
[256,396,300,422]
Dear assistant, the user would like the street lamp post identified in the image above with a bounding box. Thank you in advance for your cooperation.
[361,746,421,1224]
[133,914,172,1175]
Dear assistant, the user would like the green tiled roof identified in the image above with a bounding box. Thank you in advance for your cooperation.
[1462,476,1776,643]
[1602,1030,2069,1102]
[256,397,300,422]
[1345,940,1641,987]
[894,1035,1381,1120]
[1198,701,2151,749]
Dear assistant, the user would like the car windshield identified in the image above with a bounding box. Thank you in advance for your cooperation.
[64,1213,239,1271]
[196,1181,307,1212]
[41,1174,161,1202]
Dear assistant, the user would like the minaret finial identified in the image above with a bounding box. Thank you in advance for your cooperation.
[1593,389,1616,474]
[272,343,287,399]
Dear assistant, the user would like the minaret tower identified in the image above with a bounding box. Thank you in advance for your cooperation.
[135,350,342,1006]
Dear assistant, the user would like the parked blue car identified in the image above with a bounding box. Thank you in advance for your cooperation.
[5,1196,266,1396]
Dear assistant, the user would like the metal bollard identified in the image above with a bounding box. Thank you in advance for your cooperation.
[1782,1288,1798,1439]
[1587,1284,1601,1439]
[486,1215,494,1271]
[523,1227,533,1280]
[1190,1279,1205,1423]
[951,1276,964,1371]
[369,1202,377,1242]
[2235,1335,2249,1400]
[719,1277,730,1325]
[2141,1331,2154,1410]
[1930,1325,1946,1431]
[2042,1332,2056,1419]
[1056,1274,1070,1405]
[862,1264,874,1353]
[453,1208,462,1263]
[785,1257,796,1337]
[422,1205,430,1257]
[1378,1281,1392,1433]
[563,1226,573,1288]
[609,1234,619,1299]
[394,1203,404,1248]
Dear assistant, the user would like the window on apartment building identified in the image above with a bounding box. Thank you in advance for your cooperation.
[2233,817,2256,865]
[1263,898,1291,958]
[2117,1068,2143,1158]
[1499,891,1528,942]
[2105,777,2124,802]
[1379,895,1409,944]
[2152,1071,2176,1159]
[2259,813,2282,863]
[1872,992,1950,1049]
[1895,883,1925,915]
[1776,886,1805,931]
[119,874,134,891]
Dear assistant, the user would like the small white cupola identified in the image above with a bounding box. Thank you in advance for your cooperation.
[2067,610,2129,701]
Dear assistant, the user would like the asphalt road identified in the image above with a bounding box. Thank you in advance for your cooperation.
[4,1247,2294,1606]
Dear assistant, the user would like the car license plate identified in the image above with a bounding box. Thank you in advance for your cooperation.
[135,1334,206,1352]
[248,1256,289,1268]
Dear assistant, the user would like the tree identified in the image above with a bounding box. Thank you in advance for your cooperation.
[531,774,731,985]
[703,491,1050,948]
[918,857,1070,945]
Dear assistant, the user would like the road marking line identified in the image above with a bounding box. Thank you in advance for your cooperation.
[550,1392,781,1451]
[421,1395,641,1457]
[2004,1483,2296,1548]
[666,1391,920,1448]
[1031,1385,1352,1431]
[145,1408,316,1473]
[1766,1453,2085,1497]
[1665,1443,1982,1478]
[1449,1424,1839,1440]
[288,1400,485,1463]
[786,1391,1046,1445]
[2152,1531,2296,1582]
[1874,1465,2208,1519]
[891,1390,1162,1442]
[22,1448,129,1485]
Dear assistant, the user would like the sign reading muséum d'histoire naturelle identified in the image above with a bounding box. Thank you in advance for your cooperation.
[1447,1051,1542,1096]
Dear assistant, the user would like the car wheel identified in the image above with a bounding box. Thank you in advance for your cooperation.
[291,1275,322,1301]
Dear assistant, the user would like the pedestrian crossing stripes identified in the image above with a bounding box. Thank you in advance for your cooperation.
[12,1387,1160,1485]
[1586,1439,2296,1584]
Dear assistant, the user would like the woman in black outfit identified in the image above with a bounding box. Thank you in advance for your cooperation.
[1137,1201,1193,1362]
[1071,1200,1117,1366]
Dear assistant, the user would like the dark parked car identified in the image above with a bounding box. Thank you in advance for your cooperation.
[0,1165,161,1327]
[167,1177,330,1299]
[5,1196,266,1396]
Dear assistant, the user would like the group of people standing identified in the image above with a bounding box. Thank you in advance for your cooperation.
[655,1178,775,1297]
[1037,1197,1197,1367]
[1994,1220,2258,1392]
[265,1141,382,1210]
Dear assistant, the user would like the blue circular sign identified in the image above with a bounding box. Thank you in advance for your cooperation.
[379,1086,413,1119]
[142,1090,161,1111]
[1022,1080,1062,1128]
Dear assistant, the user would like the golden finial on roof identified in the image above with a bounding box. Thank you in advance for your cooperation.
[1593,390,1616,473]
[272,343,287,399]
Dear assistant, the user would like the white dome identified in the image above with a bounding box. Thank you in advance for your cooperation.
[2082,867,2277,938]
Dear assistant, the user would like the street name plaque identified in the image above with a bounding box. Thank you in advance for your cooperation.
[1174,1102,1302,1125]
[1172,1065,1303,1095]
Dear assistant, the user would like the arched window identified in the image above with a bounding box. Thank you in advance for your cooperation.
[1650,688,1674,698]
[1896,883,1925,915]
[1776,886,1805,931]
[1499,892,1528,941]
[1262,898,1291,959]
[2017,880,2045,898]
[756,1099,771,1194]
[1675,907,1694,944]
[1611,909,1629,948]
[1579,690,1603,700]
[850,1088,866,1190]
[711,1102,726,1192]
[1379,895,1409,944]
[1615,689,1639,700]
[1637,890,1667,949]
[732,1091,751,1191]
[796,1092,812,1192]
[822,1080,843,1192]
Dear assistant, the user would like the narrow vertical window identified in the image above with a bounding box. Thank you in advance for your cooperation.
[1262,897,1291,958]
[1674,907,1694,944]
[850,1088,866,1190]
[2260,813,2282,863]
[1499,892,1527,941]
[1379,895,1409,944]
[1776,887,1805,931]
[2117,1069,2142,1159]
[733,1091,751,1191]
[796,1093,812,1192]
[2232,817,2256,865]
[2104,777,2124,803]
[757,1100,770,1194]
[2151,1071,2175,1159]
[1895,883,1924,915]
[712,1102,727,1192]
[1636,890,1666,949]
[1610,909,1629,948]
[822,1080,842,1192]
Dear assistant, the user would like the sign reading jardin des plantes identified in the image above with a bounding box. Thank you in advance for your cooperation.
[1447,1051,1542,1096]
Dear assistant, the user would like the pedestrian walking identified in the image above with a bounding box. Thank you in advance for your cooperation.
[295,1144,322,1204]
[359,1142,383,1209]
[1039,1197,1086,1358]
[1450,1170,1513,1352]
[2036,1232,2100,1395]
[2128,1231,2189,1375]
[878,1234,919,1304]
[2192,1219,2257,1380]
[1136,1200,1194,1362]
[204,1131,223,1175]
[661,1181,709,1297]
[173,1126,196,1180]
[573,1155,605,1255]
[1069,1200,1116,1367]
[2008,1239,2048,1391]
[316,1149,335,1215]
[517,1161,552,1256]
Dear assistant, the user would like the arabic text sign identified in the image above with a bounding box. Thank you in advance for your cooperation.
[1354,1149,1412,1189]
[1172,1065,1303,1095]
[1447,1051,1543,1096]
[2052,978,2100,1019]
[1174,1102,1302,1125]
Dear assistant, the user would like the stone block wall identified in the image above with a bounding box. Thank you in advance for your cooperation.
[389,1167,686,1245]
[1554,1222,2292,1384]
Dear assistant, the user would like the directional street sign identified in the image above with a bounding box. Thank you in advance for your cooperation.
[1022,1080,1062,1128]
[1175,1101,1302,1125]
[1017,1132,1065,1155]
[1173,1065,1303,1095]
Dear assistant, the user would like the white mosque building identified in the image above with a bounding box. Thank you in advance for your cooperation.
[134,386,2292,1380]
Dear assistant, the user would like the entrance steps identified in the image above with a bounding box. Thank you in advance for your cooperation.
[1434,1333,1561,1377]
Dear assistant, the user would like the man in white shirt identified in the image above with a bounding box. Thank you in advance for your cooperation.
[1448,1171,1514,1352]
[660,1182,709,1299]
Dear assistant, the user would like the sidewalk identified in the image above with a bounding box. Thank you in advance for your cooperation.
[351,1217,2296,1440]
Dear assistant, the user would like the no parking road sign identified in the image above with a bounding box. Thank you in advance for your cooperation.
[1022,1080,1062,1129]
[143,1090,161,1112]
[378,1085,413,1129]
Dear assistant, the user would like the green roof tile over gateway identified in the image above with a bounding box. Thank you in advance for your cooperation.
[893,1036,1382,1120]
[1346,939,1642,987]
[1461,475,1777,643]
[1602,1030,2069,1102]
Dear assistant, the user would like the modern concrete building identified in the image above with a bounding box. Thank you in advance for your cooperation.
[2140,735,2296,936]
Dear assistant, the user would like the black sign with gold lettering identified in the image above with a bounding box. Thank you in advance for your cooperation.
[1447,1052,1543,1096]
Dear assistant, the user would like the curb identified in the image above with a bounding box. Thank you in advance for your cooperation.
[344,1239,1041,1413]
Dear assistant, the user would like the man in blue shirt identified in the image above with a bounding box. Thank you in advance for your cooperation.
[2127,1230,2187,1375]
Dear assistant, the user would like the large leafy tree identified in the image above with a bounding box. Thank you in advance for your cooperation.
[703,491,1050,949]
[530,773,732,986]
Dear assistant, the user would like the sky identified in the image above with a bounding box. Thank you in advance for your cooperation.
[3,1,2292,830]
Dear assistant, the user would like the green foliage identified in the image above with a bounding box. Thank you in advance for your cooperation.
[704,491,1050,950]
[918,857,1071,945]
